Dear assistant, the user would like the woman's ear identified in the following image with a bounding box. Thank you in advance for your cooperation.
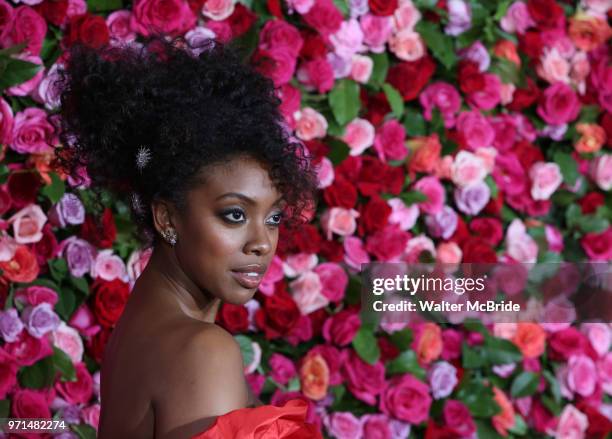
[151,199,176,236]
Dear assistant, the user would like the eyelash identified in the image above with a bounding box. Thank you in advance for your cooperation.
[221,208,284,226]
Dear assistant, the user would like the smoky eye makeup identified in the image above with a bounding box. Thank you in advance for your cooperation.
[219,207,284,226]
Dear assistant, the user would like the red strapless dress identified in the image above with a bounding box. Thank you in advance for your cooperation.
[190,399,323,439]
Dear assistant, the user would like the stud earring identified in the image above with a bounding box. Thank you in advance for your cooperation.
[162,228,177,246]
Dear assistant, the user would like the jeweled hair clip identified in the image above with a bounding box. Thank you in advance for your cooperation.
[135,145,151,172]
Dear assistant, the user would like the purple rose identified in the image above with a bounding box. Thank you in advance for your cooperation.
[0,308,24,342]
[425,206,458,239]
[428,361,458,399]
[444,0,472,36]
[48,193,85,228]
[21,302,60,338]
[454,181,491,215]
[58,236,96,278]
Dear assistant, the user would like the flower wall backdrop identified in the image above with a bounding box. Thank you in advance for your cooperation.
[0,0,611,437]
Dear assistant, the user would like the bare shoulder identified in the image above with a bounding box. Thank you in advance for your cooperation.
[153,322,249,439]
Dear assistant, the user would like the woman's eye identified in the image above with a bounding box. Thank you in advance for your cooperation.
[267,213,284,226]
[223,209,245,223]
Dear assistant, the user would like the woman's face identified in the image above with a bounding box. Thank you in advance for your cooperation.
[172,155,284,305]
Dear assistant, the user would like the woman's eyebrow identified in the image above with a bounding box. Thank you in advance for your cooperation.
[215,192,284,206]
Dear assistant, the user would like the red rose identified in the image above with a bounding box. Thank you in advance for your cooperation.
[55,362,93,405]
[223,3,257,39]
[0,184,11,216]
[507,77,540,111]
[461,237,497,263]
[0,245,39,283]
[449,216,470,247]
[92,278,130,328]
[458,60,485,94]
[87,328,111,363]
[3,331,53,367]
[216,302,249,334]
[63,13,110,49]
[319,239,344,262]
[321,309,360,346]
[601,111,612,147]
[578,192,605,214]
[304,140,330,161]
[548,327,589,361]
[581,228,612,261]
[424,419,457,439]
[577,400,612,439]
[34,0,68,27]
[361,90,392,127]
[379,373,431,423]
[11,388,51,419]
[359,196,392,234]
[7,169,42,210]
[469,218,503,246]
[0,1,12,39]
[518,31,543,60]
[254,285,300,339]
[513,140,544,169]
[32,223,58,273]
[0,348,17,399]
[299,29,328,60]
[443,400,476,437]
[484,191,504,216]
[532,399,554,433]
[387,56,436,102]
[336,155,362,182]
[368,0,398,16]
[292,224,322,254]
[301,0,343,37]
[378,336,400,363]
[324,176,357,208]
[80,207,116,249]
[527,0,565,29]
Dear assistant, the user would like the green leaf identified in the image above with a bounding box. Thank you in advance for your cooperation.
[579,105,601,123]
[485,175,499,199]
[462,343,487,368]
[328,79,361,126]
[287,376,300,392]
[0,57,42,91]
[403,107,427,136]
[565,204,582,229]
[48,258,69,283]
[578,215,610,234]
[18,355,55,389]
[352,326,380,365]
[457,380,500,418]
[493,0,512,20]
[484,336,523,365]
[389,328,413,351]
[489,57,520,84]
[511,371,539,397]
[235,335,254,368]
[367,52,389,90]
[53,346,77,382]
[543,370,561,404]
[382,83,404,119]
[476,420,504,439]
[86,0,123,12]
[0,42,28,57]
[72,423,97,439]
[508,414,528,435]
[386,350,426,380]
[553,151,579,186]
[399,190,428,205]
[326,138,351,166]
[41,172,66,204]
[70,276,90,296]
[0,164,9,184]
[0,399,9,418]
[332,0,349,16]
[55,288,77,322]
[415,21,457,70]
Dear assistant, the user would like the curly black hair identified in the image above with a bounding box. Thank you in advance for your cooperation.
[52,36,319,247]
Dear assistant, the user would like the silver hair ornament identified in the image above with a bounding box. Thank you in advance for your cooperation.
[135,145,152,172]
[131,192,145,215]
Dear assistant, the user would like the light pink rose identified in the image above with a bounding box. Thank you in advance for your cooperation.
[467,73,502,110]
[373,119,407,162]
[342,117,375,156]
[529,161,562,200]
[554,404,588,439]
[343,236,370,272]
[458,40,490,71]
[379,373,432,423]
[582,323,611,357]
[537,47,570,84]
[10,107,55,154]
[599,352,612,394]
[126,247,152,284]
[456,110,495,150]
[320,207,359,239]
[350,54,373,83]
[500,82,516,104]
[283,252,318,278]
[289,270,329,315]
[201,0,234,20]
[9,204,47,244]
[294,107,328,141]
[452,150,487,188]
[393,1,421,32]
[545,224,564,253]
[316,157,335,188]
[389,28,425,61]
[52,322,84,364]
[590,154,612,191]
[0,235,17,262]
[324,412,363,439]
[581,0,611,17]
[286,0,314,14]
[330,18,366,59]
[360,13,393,53]
[66,0,87,18]
[436,241,462,267]
[413,176,445,215]
[315,262,348,302]
[387,198,419,231]
[505,219,538,263]
[106,10,136,43]
[91,249,127,282]
[500,1,535,34]
[419,82,462,128]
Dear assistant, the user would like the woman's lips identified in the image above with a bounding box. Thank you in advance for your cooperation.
[230,270,263,289]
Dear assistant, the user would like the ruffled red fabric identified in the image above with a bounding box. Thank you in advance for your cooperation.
[191,398,322,439]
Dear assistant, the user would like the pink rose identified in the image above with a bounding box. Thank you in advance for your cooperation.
[4,330,53,366]
[387,198,419,231]
[342,117,375,156]
[253,46,297,87]
[582,323,611,357]
[419,82,462,128]
[452,151,488,189]
[14,285,58,307]
[55,362,93,405]
[289,270,328,315]
[554,405,588,439]
[566,354,597,397]
[8,204,47,244]
[283,252,318,277]
[322,309,360,346]
[320,207,359,239]
[91,249,127,282]
[599,352,612,394]
[343,236,370,272]
[11,388,51,419]
[456,110,495,150]
[342,350,386,405]
[413,176,445,215]
[365,224,411,262]
[269,353,296,385]
[324,412,362,439]
[379,373,432,424]
[10,107,55,154]
[360,13,393,53]
[314,262,348,302]
[443,400,477,437]
[537,47,570,84]
[0,348,17,399]
[350,54,373,83]
[529,161,563,200]
[302,0,343,37]
[259,20,303,58]
[1,6,47,55]
[52,322,84,364]
[537,82,581,125]
[296,57,335,93]
[500,1,535,34]
[581,228,612,261]
[316,157,334,188]
[294,107,328,141]
[590,154,612,191]
[545,224,564,253]
[201,0,234,20]
[0,98,13,145]
[81,403,100,430]
[126,247,152,284]
[130,0,196,37]
[361,414,393,439]
[330,18,365,59]
[505,219,538,263]
[389,28,425,61]
[393,2,421,31]
[436,241,462,266]
[467,73,502,110]
[106,10,136,43]
[68,304,101,338]
[403,234,436,263]
[286,0,314,14]
[373,119,407,162]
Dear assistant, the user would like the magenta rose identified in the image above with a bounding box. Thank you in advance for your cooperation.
[130,0,196,37]
[10,107,55,154]
[11,388,51,419]
[1,6,47,55]
[258,19,303,58]
[0,97,13,145]
[536,82,581,125]
[3,330,53,366]
[324,412,362,439]
[443,400,476,437]
[342,350,386,405]
[314,262,348,302]
[379,373,432,424]
[268,353,297,386]
[252,46,297,88]
[55,362,94,404]
[0,347,17,399]
[373,119,408,162]
[322,309,360,346]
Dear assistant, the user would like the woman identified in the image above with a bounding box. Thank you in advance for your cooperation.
[53,36,321,438]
